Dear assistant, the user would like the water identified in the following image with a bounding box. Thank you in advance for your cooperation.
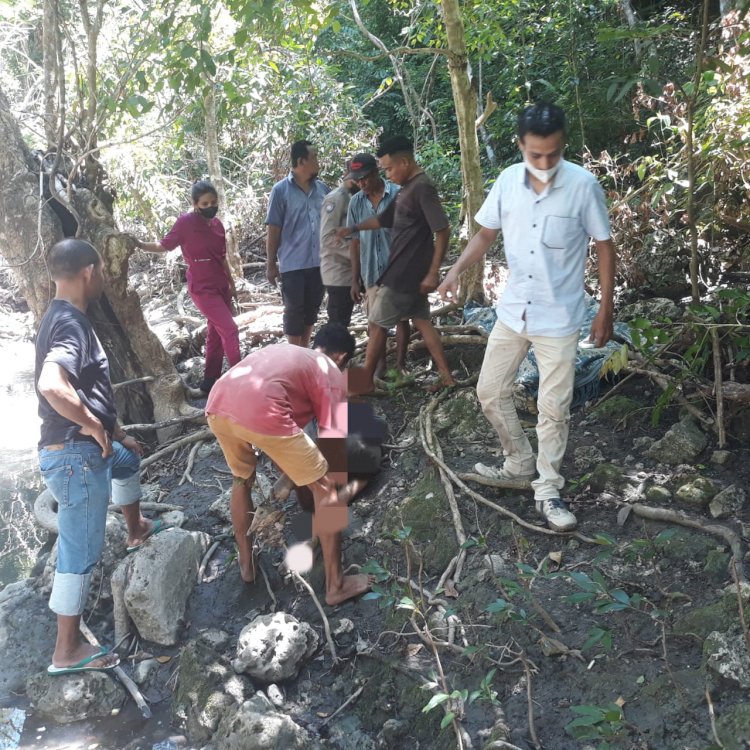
[0,331,43,588]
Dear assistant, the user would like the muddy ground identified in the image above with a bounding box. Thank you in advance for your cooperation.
[6,261,750,750]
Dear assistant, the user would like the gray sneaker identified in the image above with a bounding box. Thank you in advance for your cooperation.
[536,498,577,532]
[474,462,534,482]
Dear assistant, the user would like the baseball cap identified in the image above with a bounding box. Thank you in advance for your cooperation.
[345,153,377,180]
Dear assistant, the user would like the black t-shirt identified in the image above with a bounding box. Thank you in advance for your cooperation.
[377,172,449,294]
[35,299,117,448]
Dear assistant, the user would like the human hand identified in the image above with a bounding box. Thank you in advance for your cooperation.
[350,283,362,304]
[120,434,144,457]
[419,270,440,295]
[589,307,614,348]
[437,270,459,302]
[80,418,112,458]
[334,226,351,242]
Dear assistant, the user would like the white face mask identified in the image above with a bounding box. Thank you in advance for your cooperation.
[524,158,563,184]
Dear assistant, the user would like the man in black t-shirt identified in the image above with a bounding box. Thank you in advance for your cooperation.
[337,136,456,395]
[36,239,159,675]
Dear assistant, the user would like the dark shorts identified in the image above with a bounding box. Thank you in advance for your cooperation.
[326,286,355,328]
[280,268,324,336]
[368,285,430,329]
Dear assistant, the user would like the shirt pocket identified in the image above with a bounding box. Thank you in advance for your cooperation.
[541,215,579,250]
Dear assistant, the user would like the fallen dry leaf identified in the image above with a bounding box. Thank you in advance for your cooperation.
[155,655,172,664]
[443,580,460,598]
[405,643,424,658]
[548,551,562,566]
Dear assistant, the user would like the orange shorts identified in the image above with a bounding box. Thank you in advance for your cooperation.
[207,414,327,486]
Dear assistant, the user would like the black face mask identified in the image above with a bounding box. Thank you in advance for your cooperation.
[198,206,219,219]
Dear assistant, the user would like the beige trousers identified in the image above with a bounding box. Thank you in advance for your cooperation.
[477,321,579,502]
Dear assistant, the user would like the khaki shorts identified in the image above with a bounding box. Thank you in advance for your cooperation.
[207,414,327,487]
[368,285,429,329]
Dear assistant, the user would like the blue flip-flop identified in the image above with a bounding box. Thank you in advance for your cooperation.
[126,518,173,553]
[47,647,120,675]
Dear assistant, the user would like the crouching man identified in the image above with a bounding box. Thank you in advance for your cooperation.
[206,323,372,605]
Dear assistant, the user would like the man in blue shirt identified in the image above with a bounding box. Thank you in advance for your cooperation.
[266,140,330,347]
[439,103,615,532]
[345,153,407,374]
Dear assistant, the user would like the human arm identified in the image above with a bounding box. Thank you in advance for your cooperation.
[420,227,450,295]
[37,362,112,457]
[266,224,281,286]
[589,239,616,347]
[335,215,380,240]
[135,240,169,253]
[349,237,363,302]
[437,226,499,301]
[223,255,237,300]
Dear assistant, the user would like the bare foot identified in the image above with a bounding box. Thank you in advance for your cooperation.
[52,643,119,670]
[325,574,373,606]
[239,548,258,583]
[425,374,457,393]
[273,475,294,502]
[126,517,154,549]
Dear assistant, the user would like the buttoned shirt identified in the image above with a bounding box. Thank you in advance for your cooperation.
[319,185,353,287]
[346,180,400,289]
[475,160,611,337]
[266,174,330,273]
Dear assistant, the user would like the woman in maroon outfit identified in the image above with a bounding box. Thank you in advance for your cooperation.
[136,181,241,393]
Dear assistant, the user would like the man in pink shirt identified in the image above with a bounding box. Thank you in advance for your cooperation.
[206,323,371,605]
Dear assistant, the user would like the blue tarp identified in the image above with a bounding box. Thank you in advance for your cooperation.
[463,295,631,408]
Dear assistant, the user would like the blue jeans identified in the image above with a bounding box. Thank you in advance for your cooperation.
[39,440,141,616]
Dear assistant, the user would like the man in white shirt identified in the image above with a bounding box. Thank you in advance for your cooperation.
[438,102,615,532]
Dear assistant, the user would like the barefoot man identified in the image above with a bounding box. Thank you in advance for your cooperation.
[36,239,164,675]
[206,323,372,605]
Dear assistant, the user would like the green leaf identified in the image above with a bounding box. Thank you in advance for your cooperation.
[396,596,417,611]
[440,711,456,729]
[611,589,630,605]
[422,693,450,713]
[361,591,381,600]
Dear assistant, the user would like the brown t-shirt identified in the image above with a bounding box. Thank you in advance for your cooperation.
[377,172,449,294]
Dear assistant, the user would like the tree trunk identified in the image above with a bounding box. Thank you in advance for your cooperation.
[440,0,485,304]
[204,81,243,281]
[0,86,188,437]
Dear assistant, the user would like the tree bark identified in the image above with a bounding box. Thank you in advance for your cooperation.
[0,86,188,436]
[42,0,59,149]
[204,80,243,281]
[440,0,485,304]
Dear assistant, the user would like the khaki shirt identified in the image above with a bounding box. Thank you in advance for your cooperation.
[319,185,352,287]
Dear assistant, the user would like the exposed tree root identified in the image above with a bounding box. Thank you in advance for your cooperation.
[140,427,214,471]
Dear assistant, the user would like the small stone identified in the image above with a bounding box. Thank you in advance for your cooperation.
[708,485,747,519]
[633,436,655,452]
[704,631,750,688]
[588,463,625,493]
[703,549,730,581]
[379,718,408,743]
[711,450,732,466]
[645,485,672,503]
[266,684,284,707]
[233,613,318,682]
[675,477,718,508]
[133,658,158,685]
[646,418,707,465]
[573,445,605,472]
[428,611,449,641]
[333,618,354,636]
[198,629,231,650]
[483,554,507,576]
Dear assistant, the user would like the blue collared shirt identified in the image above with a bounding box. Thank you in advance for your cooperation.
[346,180,400,288]
[266,174,330,273]
[475,160,611,337]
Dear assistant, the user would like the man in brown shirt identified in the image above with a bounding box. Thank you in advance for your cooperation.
[338,136,456,394]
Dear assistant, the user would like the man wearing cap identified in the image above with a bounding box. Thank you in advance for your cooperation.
[345,153,408,374]
[438,103,615,533]
[319,163,360,327]
[266,139,330,347]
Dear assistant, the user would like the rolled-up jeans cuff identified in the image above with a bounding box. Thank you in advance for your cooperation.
[50,571,92,616]
[112,473,142,506]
